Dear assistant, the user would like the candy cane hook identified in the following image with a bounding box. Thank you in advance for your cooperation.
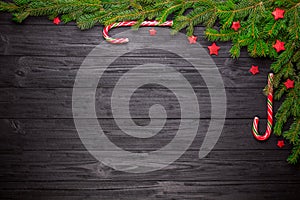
[103,20,173,44]
[252,73,274,141]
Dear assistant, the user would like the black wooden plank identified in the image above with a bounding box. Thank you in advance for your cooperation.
[0,180,300,200]
[1,180,300,190]
[0,88,275,119]
[1,181,300,200]
[0,56,272,89]
[0,118,289,151]
[0,150,299,182]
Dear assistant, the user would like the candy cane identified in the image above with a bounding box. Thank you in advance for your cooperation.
[103,20,173,44]
[252,73,274,141]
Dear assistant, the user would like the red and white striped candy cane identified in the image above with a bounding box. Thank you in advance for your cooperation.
[252,73,274,141]
[103,20,173,44]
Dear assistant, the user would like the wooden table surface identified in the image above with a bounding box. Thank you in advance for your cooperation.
[0,13,299,200]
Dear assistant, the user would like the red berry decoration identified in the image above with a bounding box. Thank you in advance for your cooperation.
[149,28,157,36]
[188,35,197,44]
[208,42,220,56]
[273,40,285,52]
[249,65,259,75]
[272,8,285,20]
[284,79,294,89]
[53,17,61,25]
[277,140,285,148]
[231,21,241,31]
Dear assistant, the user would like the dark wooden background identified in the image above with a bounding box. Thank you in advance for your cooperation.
[0,13,300,200]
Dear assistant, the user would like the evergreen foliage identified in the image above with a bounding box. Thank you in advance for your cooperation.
[0,0,299,164]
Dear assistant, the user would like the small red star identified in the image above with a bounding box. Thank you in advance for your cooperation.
[188,35,197,44]
[277,140,285,148]
[272,8,285,20]
[273,40,285,52]
[231,21,241,31]
[149,28,157,36]
[249,65,259,75]
[284,79,294,89]
[53,17,61,25]
[208,42,220,56]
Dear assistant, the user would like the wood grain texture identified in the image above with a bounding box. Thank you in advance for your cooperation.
[0,13,299,200]
[0,56,272,89]
[0,87,279,119]
[1,181,300,200]
[0,118,292,151]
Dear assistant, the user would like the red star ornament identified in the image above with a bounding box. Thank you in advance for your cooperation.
[188,35,197,44]
[231,21,241,31]
[273,40,285,52]
[53,17,61,25]
[149,28,157,36]
[208,42,220,56]
[272,8,285,20]
[284,79,294,89]
[277,140,285,148]
[249,65,259,75]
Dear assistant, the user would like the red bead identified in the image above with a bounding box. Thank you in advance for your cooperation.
[284,79,294,89]
[208,42,220,56]
[149,28,157,36]
[277,140,285,148]
[272,8,285,20]
[231,21,241,31]
[273,40,285,53]
[53,17,61,25]
[188,35,197,44]
[249,65,259,75]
